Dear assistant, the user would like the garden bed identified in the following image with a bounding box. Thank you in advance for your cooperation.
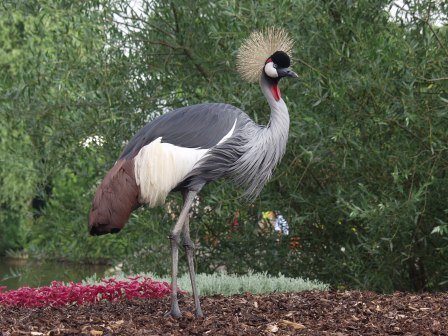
[1,290,447,335]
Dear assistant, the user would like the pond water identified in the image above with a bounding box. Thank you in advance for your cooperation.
[0,257,108,291]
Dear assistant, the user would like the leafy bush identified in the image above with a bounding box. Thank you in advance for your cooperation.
[85,271,328,296]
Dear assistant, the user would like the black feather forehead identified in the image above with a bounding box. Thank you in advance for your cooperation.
[269,51,291,68]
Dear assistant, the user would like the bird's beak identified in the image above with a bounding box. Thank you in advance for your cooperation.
[288,69,299,78]
[278,67,298,78]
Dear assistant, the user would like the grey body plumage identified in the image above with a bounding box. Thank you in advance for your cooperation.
[184,73,290,198]
[88,28,297,319]
[120,75,289,200]
[120,103,241,157]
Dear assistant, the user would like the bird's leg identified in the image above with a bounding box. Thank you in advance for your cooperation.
[168,190,197,318]
[168,234,182,318]
[182,213,203,318]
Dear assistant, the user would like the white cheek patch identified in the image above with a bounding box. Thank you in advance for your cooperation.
[264,62,278,78]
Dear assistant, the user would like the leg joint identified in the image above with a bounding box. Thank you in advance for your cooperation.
[169,232,181,244]
[183,239,195,250]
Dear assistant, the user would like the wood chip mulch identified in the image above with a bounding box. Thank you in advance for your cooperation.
[1,291,447,335]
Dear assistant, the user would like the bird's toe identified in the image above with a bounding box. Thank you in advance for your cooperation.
[165,308,182,319]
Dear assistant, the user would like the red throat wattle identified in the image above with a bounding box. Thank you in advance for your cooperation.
[271,84,281,101]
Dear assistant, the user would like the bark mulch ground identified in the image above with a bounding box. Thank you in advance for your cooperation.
[1,291,447,335]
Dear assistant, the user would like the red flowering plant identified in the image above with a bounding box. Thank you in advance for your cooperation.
[0,276,176,307]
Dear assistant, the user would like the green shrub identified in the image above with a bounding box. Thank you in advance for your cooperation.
[83,271,328,296]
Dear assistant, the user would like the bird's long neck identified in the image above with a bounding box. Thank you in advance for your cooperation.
[259,74,290,153]
[226,74,291,199]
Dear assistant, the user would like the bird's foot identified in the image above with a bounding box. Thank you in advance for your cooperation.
[168,291,182,318]
[195,308,204,318]
[165,308,182,319]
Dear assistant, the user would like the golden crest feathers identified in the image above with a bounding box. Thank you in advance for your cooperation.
[237,27,294,83]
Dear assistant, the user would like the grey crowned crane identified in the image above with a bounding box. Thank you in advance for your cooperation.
[88,28,297,318]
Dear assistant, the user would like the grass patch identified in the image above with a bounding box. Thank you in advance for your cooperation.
[83,271,328,296]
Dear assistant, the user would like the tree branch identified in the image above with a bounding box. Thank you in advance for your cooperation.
[182,47,212,80]
[392,1,448,56]
[169,1,211,81]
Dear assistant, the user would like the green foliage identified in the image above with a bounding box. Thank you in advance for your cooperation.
[0,118,36,252]
[83,271,329,296]
[1,0,447,292]
[279,0,448,292]
[0,0,146,258]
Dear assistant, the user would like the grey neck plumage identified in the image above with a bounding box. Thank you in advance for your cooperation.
[259,74,290,151]
[229,74,290,199]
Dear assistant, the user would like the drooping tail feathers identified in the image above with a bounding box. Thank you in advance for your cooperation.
[89,159,140,235]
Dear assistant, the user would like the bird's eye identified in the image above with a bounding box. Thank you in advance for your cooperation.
[273,64,278,69]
